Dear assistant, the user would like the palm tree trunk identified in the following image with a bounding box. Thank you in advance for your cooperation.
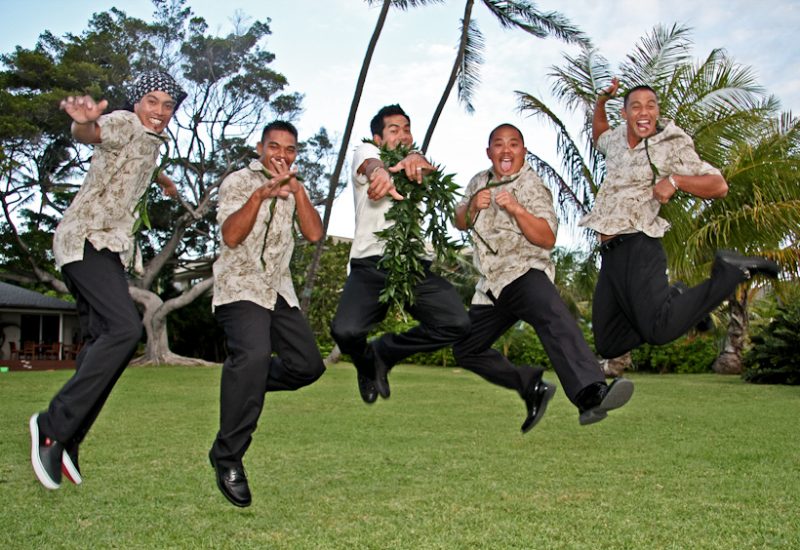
[712,290,748,375]
[421,0,475,154]
[300,0,392,312]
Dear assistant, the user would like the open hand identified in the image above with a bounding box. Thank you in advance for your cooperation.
[60,95,108,124]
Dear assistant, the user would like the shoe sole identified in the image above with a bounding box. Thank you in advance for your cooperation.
[579,378,635,426]
[62,450,82,485]
[29,414,60,490]
[521,383,557,434]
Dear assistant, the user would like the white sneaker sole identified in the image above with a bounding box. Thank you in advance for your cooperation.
[62,450,82,485]
[29,413,60,490]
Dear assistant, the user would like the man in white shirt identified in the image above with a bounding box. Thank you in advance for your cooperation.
[330,105,470,403]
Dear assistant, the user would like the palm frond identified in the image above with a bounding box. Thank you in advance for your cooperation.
[619,23,693,89]
[516,92,597,213]
[457,20,485,114]
[549,47,612,113]
[481,0,591,47]
[370,0,446,10]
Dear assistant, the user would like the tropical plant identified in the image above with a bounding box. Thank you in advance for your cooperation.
[515,23,800,373]
[742,288,800,385]
[420,0,590,153]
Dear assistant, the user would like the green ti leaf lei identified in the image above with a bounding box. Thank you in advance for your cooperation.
[133,132,171,234]
[367,140,462,309]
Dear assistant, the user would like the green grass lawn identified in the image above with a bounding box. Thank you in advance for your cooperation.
[2,364,799,549]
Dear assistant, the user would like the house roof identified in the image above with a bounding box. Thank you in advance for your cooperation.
[0,281,76,312]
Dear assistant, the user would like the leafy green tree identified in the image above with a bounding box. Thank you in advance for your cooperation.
[0,0,302,364]
[420,0,590,153]
[515,23,799,372]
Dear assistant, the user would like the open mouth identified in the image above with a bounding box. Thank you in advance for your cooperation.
[500,158,513,172]
[636,118,652,134]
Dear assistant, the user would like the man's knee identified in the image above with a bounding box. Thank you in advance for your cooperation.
[114,320,143,349]
[438,313,471,344]
[330,318,366,351]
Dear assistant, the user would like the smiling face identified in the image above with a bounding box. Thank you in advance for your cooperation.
[622,88,660,144]
[256,129,298,171]
[486,125,526,177]
[133,91,177,134]
[374,114,413,150]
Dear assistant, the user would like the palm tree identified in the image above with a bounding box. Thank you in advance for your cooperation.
[420,0,590,153]
[515,23,800,373]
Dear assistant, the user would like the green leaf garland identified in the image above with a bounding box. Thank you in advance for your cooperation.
[368,141,462,309]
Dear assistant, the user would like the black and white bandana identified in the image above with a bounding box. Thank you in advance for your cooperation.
[126,71,187,108]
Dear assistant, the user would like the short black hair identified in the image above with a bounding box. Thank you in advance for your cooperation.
[261,120,298,143]
[488,123,524,146]
[370,104,409,137]
[623,85,658,108]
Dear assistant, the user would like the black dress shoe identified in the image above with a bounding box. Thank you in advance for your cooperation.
[521,379,556,434]
[357,373,378,404]
[577,378,634,426]
[369,341,391,399]
[209,453,251,507]
[716,250,780,279]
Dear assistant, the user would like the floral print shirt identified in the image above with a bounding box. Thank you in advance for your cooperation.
[53,110,167,272]
[459,162,557,305]
[579,119,721,238]
[212,161,299,312]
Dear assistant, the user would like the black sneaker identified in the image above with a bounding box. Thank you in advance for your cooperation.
[62,444,82,485]
[577,378,634,426]
[29,413,63,489]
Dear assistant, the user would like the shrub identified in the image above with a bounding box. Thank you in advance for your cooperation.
[742,299,800,385]
[630,334,719,374]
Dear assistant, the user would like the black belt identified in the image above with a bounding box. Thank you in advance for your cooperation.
[599,232,642,254]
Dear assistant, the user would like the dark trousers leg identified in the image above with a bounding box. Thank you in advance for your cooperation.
[593,234,747,359]
[330,258,470,368]
[40,242,143,444]
[376,269,470,366]
[453,304,542,398]
[330,258,391,372]
[504,270,605,404]
[211,298,324,469]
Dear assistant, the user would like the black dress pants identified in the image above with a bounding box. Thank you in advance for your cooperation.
[210,298,325,469]
[40,240,143,446]
[592,233,747,359]
[453,269,605,405]
[330,256,470,370]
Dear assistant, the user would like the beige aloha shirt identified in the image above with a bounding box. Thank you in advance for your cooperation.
[53,110,167,272]
[579,119,721,238]
[212,160,299,312]
[459,162,557,305]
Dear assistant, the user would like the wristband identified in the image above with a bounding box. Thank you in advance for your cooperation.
[668,174,679,191]
[407,149,424,157]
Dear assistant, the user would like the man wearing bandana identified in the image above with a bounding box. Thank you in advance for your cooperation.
[454,124,634,431]
[30,71,186,490]
[208,121,325,507]
[584,79,779,361]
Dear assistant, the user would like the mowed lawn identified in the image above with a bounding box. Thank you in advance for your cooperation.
[1,364,798,549]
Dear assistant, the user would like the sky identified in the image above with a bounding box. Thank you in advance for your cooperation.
[2,0,799,247]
